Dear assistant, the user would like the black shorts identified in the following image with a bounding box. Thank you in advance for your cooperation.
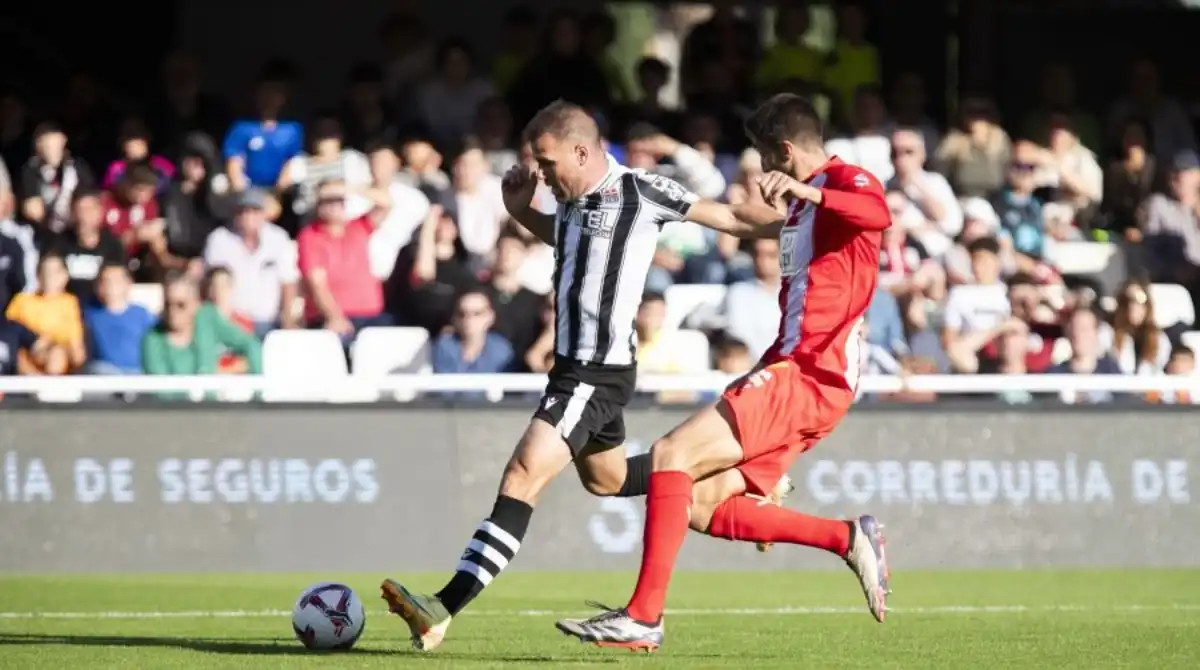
[532,356,637,455]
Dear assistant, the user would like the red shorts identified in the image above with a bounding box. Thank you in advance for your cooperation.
[721,359,853,496]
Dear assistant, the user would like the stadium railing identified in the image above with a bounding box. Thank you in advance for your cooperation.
[0,374,1196,402]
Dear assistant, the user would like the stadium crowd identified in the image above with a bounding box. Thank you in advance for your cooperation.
[1,4,1199,403]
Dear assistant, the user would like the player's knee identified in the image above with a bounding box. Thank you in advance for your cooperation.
[649,435,689,473]
[579,471,622,497]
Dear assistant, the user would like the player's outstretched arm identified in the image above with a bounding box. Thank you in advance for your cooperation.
[685,199,786,239]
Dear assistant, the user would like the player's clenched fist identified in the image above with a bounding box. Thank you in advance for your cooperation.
[757,171,810,209]
[501,164,539,215]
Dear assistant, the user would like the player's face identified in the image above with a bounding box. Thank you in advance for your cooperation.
[532,134,585,201]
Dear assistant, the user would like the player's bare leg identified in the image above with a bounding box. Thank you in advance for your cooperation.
[556,402,890,651]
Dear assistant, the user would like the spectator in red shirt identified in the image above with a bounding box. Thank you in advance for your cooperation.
[297,178,391,343]
[101,163,168,281]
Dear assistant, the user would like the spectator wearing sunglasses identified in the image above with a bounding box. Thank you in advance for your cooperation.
[141,270,261,377]
[991,140,1047,267]
[886,128,961,258]
[431,287,513,374]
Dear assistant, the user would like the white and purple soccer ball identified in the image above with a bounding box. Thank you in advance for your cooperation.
[292,582,366,650]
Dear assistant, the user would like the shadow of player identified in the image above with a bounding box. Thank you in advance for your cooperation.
[0,633,394,656]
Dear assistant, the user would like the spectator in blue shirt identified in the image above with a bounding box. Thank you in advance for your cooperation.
[991,141,1046,263]
[432,288,514,374]
[223,66,304,190]
[865,286,907,356]
[83,263,156,374]
[1046,307,1122,404]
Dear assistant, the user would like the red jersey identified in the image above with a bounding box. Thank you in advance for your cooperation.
[762,158,889,392]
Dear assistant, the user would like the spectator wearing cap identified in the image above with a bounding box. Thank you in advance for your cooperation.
[297,179,391,343]
[363,140,431,280]
[277,114,373,225]
[887,128,962,258]
[44,189,126,307]
[451,138,508,257]
[1141,149,1200,289]
[103,117,176,195]
[387,204,483,335]
[825,86,893,183]
[160,133,231,274]
[933,98,1011,199]
[83,263,156,374]
[418,39,498,150]
[991,141,1047,268]
[222,68,303,191]
[17,122,96,239]
[202,188,301,338]
[431,288,514,378]
[1100,117,1156,241]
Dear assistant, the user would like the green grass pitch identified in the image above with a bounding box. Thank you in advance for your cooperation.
[0,570,1198,668]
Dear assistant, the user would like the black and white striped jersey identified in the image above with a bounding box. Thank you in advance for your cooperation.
[552,159,698,366]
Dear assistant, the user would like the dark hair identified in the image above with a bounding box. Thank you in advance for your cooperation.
[71,187,103,205]
[99,261,130,278]
[124,163,159,188]
[256,58,296,85]
[456,285,492,308]
[1116,116,1154,157]
[641,291,666,305]
[744,93,824,149]
[967,236,1001,256]
[625,122,661,143]
[201,265,232,296]
[714,333,750,356]
[435,37,474,71]
[33,121,64,140]
[361,136,395,156]
[118,117,151,144]
[636,57,669,80]
[1171,346,1195,360]
[1006,272,1037,289]
[309,113,343,143]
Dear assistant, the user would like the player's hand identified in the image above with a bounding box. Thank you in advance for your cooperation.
[501,164,539,215]
[758,171,816,208]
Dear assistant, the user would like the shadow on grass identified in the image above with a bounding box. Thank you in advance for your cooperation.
[0,634,626,663]
[0,633,391,656]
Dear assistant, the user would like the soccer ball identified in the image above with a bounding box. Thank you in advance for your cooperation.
[292,582,366,650]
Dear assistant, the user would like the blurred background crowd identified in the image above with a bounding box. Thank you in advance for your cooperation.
[2,0,1200,404]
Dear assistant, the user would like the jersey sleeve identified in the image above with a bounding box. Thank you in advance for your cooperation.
[631,170,699,223]
[819,165,890,231]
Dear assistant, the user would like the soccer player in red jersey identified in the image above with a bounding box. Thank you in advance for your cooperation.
[556,93,892,651]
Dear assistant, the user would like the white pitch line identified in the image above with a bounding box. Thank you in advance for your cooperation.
[1,604,1199,620]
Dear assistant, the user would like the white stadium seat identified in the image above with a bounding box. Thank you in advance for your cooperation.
[1180,331,1200,354]
[664,284,727,330]
[261,330,357,402]
[129,283,164,316]
[350,327,432,401]
[1149,283,1195,328]
[669,329,712,373]
[1044,241,1117,276]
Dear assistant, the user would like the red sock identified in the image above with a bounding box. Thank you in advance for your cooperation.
[708,496,850,555]
[625,471,693,622]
